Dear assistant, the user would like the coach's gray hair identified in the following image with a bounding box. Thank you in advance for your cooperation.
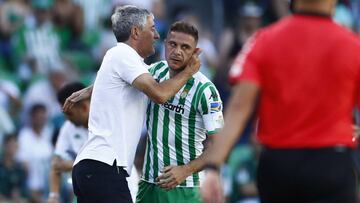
[111,5,153,42]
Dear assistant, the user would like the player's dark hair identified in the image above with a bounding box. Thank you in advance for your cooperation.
[57,82,86,105]
[168,21,198,42]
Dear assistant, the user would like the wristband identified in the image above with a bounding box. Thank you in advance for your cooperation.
[49,192,59,199]
[204,163,220,172]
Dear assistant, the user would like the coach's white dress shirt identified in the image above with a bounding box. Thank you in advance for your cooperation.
[74,43,149,175]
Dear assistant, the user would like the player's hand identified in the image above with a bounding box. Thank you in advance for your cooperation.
[353,125,360,142]
[63,86,92,112]
[155,165,191,190]
[184,48,202,75]
[200,170,224,203]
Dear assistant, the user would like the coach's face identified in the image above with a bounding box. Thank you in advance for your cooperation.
[165,31,197,73]
[138,16,160,58]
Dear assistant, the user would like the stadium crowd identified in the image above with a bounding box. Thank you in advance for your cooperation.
[0,0,359,203]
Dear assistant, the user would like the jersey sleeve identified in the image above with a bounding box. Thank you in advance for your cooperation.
[198,84,224,135]
[228,31,263,87]
[54,121,73,160]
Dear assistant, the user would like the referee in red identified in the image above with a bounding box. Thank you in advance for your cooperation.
[201,0,360,203]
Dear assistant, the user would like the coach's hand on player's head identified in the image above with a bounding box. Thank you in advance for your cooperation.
[63,86,92,113]
[155,165,192,190]
[183,48,202,75]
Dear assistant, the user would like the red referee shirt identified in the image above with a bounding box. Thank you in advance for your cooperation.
[229,13,360,148]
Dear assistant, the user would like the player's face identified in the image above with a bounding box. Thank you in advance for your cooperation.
[165,31,197,72]
[138,16,160,58]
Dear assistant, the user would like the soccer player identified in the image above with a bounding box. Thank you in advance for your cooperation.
[136,21,224,203]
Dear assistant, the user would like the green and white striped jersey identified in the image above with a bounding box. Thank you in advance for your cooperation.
[142,61,224,187]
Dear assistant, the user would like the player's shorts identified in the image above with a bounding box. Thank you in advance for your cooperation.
[136,180,202,203]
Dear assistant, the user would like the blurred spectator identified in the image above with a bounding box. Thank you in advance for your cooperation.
[145,0,169,64]
[215,2,263,106]
[12,0,63,79]
[334,2,354,29]
[0,135,28,203]
[0,79,20,146]
[182,14,218,80]
[17,103,54,203]
[0,0,29,36]
[0,78,22,119]
[226,135,261,203]
[350,0,360,33]
[112,0,154,10]
[52,0,84,50]
[0,0,30,72]
[92,13,116,64]
[73,0,112,31]
[22,69,68,126]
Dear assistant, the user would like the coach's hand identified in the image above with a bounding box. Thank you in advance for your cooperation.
[156,165,191,190]
[63,85,92,112]
[183,48,202,75]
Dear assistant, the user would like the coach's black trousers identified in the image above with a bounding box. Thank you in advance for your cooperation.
[72,159,132,203]
[257,147,357,203]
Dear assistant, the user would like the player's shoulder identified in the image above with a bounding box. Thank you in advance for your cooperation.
[149,60,169,76]
[193,72,217,89]
[60,120,77,133]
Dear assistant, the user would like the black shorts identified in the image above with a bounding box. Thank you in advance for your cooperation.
[72,159,132,203]
[257,147,357,203]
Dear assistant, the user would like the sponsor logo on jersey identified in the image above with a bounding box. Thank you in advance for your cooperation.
[210,102,222,113]
[162,102,185,114]
[209,92,218,100]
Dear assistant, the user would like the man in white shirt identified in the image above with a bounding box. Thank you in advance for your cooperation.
[67,5,200,203]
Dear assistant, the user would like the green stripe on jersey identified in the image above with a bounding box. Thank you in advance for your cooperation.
[151,104,160,179]
[150,68,169,180]
[209,85,219,101]
[188,82,212,186]
[144,103,152,180]
[175,78,194,186]
[150,62,166,76]
[162,97,174,167]
[200,94,208,114]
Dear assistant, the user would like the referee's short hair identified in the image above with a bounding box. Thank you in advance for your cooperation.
[57,82,86,106]
[168,21,199,43]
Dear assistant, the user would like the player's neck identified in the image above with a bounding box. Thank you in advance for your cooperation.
[294,1,335,16]
[169,69,177,78]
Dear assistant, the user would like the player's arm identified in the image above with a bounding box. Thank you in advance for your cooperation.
[133,49,201,104]
[204,82,259,166]
[156,135,217,190]
[156,84,224,189]
[48,162,61,203]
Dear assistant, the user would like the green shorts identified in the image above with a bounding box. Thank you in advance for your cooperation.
[136,180,202,203]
